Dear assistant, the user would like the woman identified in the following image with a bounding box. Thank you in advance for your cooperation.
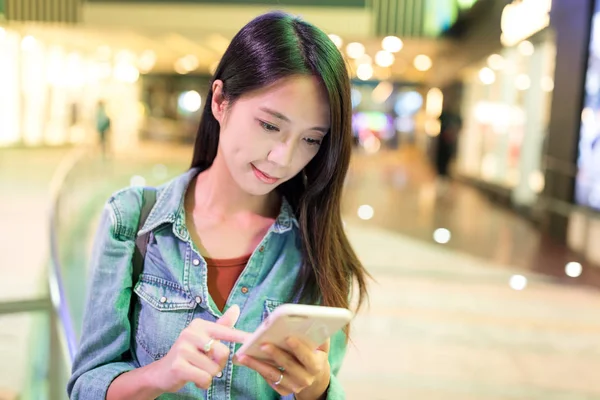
[68,11,369,400]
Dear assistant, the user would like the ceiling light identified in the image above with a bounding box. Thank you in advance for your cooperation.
[518,40,535,56]
[414,55,432,71]
[356,63,373,80]
[479,67,496,85]
[382,36,403,53]
[487,54,505,70]
[328,34,343,49]
[375,51,395,67]
[346,42,365,59]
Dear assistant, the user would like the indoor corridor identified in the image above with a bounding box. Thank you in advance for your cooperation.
[2,143,600,399]
[341,150,600,399]
[2,0,600,398]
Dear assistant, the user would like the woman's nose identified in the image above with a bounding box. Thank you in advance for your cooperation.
[267,140,296,167]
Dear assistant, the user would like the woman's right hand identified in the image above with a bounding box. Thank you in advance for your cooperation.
[150,305,249,393]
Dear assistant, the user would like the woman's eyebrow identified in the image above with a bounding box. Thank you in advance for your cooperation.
[259,107,329,133]
[259,107,290,122]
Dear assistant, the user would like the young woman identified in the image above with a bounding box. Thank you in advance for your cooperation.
[68,11,369,400]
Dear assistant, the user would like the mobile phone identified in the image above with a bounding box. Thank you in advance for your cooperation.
[235,304,353,362]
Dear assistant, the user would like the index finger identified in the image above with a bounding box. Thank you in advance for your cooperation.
[205,323,251,343]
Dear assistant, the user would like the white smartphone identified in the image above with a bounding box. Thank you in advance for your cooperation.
[236,304,353,362]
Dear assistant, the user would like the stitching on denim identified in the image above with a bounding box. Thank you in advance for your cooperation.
[141,212,177,236]
[133,300,194,360]
[135,277,196,311]
[136,330,165,361]
[185,306,195,325]
[136,293,194,311]
[141,177,182,234]
[140,274,188,292]
[207,382,213,400]
[133,297,193,360]
[183,243,191,290]
[173,210,190,242]
[110,196,139,240]
[132,296,161,361]
[152,224,170,236]
[225,341,235,400]
[262,299,284,320]
[109,199,124,237]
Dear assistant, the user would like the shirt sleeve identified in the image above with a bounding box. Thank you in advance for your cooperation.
[67,189,142,399]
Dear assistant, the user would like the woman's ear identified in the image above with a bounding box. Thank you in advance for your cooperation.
[211,80,228,123]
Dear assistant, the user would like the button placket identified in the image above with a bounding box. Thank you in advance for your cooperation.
[230,240,268,303]
[188,248,215,315]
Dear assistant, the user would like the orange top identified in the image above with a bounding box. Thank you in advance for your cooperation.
[204,254,250,311]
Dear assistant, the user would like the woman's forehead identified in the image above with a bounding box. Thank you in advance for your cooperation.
[239,76,330,123]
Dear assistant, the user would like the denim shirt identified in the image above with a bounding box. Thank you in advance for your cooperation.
[67,168,347,399]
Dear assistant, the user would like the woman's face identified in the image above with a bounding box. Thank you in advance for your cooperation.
[212,75,330,196]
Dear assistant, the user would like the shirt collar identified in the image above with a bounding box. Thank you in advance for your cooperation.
[138,167,299,237]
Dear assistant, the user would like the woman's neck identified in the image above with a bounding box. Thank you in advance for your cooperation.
[190,154,280,220]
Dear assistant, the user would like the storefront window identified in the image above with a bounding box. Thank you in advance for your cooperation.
[457,31,555,205]
[0,25,142,148]
[576,0,600,210]
[139,75,209,143]
[350,81,426,153]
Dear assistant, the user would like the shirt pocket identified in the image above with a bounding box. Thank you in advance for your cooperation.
[133,274,196,361]
[261,299,285,321]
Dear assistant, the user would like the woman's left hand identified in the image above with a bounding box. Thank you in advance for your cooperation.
[236,337,331,399]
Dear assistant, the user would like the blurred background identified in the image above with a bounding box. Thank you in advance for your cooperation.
[2,0,600,399]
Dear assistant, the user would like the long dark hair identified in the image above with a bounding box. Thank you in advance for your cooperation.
[191,11,369,331]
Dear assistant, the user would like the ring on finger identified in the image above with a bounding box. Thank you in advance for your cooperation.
[203,338,215,353]
[273,373,283,386]
[273,373,284,386]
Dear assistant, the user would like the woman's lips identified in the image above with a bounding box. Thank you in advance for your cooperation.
[251,164,279,184]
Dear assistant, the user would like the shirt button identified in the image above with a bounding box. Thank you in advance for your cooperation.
[241,287,249,294]
[216,371,223,378]
[259,246,265,253]
[195,296,202,304]
[193,259,200,266]
[160,296,167,303]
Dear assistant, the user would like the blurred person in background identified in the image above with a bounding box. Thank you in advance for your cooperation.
[68,11,369,400]
[435,109,462,195]
[96,100,111,159]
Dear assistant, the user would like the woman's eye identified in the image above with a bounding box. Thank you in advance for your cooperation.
[304,138,322,146]
[259,121,279,132]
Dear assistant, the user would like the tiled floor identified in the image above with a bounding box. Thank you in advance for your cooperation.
[340,149,600,398]
[3,144,600,399]
[343,149,600,287]
[340,222,600,399]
